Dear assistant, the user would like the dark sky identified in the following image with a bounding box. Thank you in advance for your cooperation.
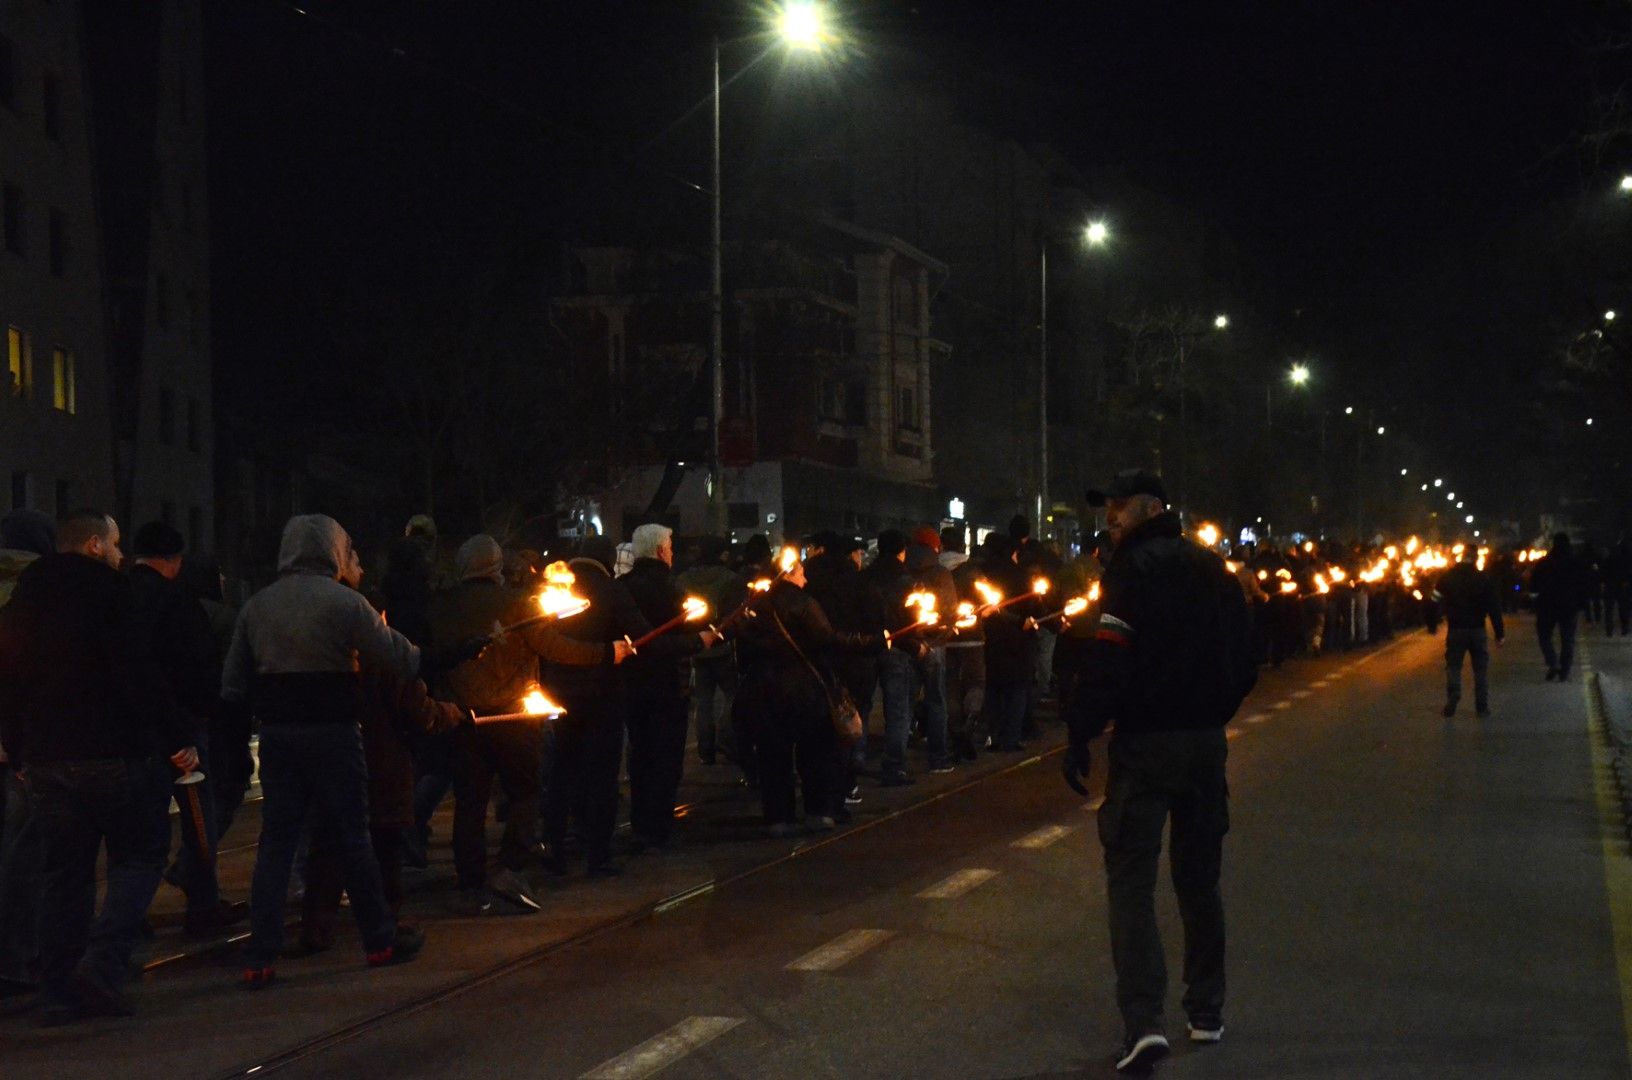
[206,0,1624,522]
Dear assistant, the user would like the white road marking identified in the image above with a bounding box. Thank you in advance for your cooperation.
[917,868,999,899]
[1291,689,1312,699]
[1273,700,1294,711]
[786,929,894,972]
[1243,713,1271,725]
[1013,824,1076,849]
[581,1016,744,1080]
[1225,727,1243,741]
[1311,679,1329,688]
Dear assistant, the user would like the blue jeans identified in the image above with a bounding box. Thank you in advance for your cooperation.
[0,767,40,982]
[29,758,171,1007]
[248,724,395,967]
[875,648,916,774]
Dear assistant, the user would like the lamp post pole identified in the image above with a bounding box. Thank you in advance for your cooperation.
[1038,243,1048,540]
[708,36,726,536]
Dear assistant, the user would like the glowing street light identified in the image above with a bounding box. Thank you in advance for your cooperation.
[1621,174,1632,193]
[1400,468,1408,476]
[1213,314,1229,330]
[777,1,830,50]
[1607,310,1618,322]
[1085,220,1109,246]
[1433,478,1443,487]
[1288,363,1311,386]
[1376,426,1386,435]
[1344,406,1354,415]
[1465,515,1474,524]
[1420,484,1428,491]
[1446,492,1455,501]
[1588,417,1595,426]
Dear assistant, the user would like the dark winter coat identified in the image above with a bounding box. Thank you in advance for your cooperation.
[1434,562,1505,636]
[0,553,191,766]
[736,580,882,716]
[1530,550,1594,617]
[619,557,691,698]
[979,559,1042,684]
[547,558,699,700]
[129,563,220,729]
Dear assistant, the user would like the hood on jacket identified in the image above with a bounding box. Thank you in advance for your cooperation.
[456,534,505,583]
[905,544,939,575]
[276,514,351,579]
[569,556,612,580]
[1,508,56,557]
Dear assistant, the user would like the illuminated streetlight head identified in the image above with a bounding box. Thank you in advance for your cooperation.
[1621,174,1632,193]
[1213,314,1229,330]
[1401,468,1408,476]
[1288,363,1310,386]
[1376,426,1385,435]
[1588,417,1595,426]
[1344,406,1354,415]
[1433,478,1443,488]
[1608,310,1618,322]
[776,1,829,50]
[1085,220,1109,246]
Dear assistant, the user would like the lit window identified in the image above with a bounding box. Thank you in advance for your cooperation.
[6,326,24,397]
[51,346,74,413]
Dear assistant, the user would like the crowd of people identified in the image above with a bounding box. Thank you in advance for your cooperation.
[0,495,1602,1032]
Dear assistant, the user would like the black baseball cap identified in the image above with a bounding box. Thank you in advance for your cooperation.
[1085,469,1168,508]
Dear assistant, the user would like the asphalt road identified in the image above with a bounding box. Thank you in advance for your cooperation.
[6,621,1628,1078]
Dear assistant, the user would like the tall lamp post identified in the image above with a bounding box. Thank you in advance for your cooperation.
[1037,219,1109,539]
[707,3,831,535]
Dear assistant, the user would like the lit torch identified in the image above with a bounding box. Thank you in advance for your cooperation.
[993,577,1050,611]
[628,595,711,651]
[953,601,979,631]
[496,561,590,636]
[474,685,568,724]
[890,590,940,638]
[1038,595,1090,626]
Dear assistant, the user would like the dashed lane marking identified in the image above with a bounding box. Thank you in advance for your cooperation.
[1225,727,1243,741]
[581,1016,744,1080]
[1291,690,1312,699]
[786,929,894,972]
[1311,679,1329,688]
[1243,713,1271,725]
[917,868,999,899]
[1013,824,1076,849]
[1273,701,1294,711]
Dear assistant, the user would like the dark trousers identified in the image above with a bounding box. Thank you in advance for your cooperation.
[302,825,403,948]
[247,723,394,967]
[1444,628,1490,709]
[209,711,255,846]
[945,644,986,753]
[626,691,689,843]
[1537,610,1579,677]
[29,758,171,1008]
[730,682,760,787]
[757,701,835,824]
[545,696,624,868]
[451,720,541,889]
[691,656,737,761]
[171,727,220,918]
[1098,729,1229,1036]
[0,767,40,982]
[1608,592,1632,636]
[986,680,1030,748]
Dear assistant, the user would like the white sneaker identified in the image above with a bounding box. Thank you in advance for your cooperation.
[1116,1032,1170,1071]
[1188,1018,1224,1043]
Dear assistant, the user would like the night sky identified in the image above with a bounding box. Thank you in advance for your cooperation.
[205,0,1626,527]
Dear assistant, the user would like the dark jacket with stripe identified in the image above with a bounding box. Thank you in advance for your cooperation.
[1064,512,1256,746]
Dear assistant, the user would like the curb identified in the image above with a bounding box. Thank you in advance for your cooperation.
[1588,671,1632,849]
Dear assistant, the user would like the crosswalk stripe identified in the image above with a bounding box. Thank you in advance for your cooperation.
[1012,824,1075,849]
[1273,701,1294,711]
[917,868,998,899]
[1225,727,1243,740]
[581,1016,744,1080]
[1244,713,1270,724]
[786,929,894,972]
[1291,689,1312,699]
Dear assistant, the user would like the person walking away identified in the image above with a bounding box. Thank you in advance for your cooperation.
[1066,472,1256,1071]
[0,510,199,1023]
[426,535,622,911]
[676,536,744,767]
[733,555,884,834]
[860,530,917,785]
[805,536,874,814]
[128,521,248,938]
[1434,547,1505,717]
[1530,533,1591,681]
[222,514,429,987]
[978,534,1042,752]
[0,508,54,995]
[940,529,986,763]
[620,524,697,851]
[906,533,957,773]
[1602,538,1632,637]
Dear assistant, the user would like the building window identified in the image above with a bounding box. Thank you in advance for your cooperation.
[186,396,202,452]
[159,388,175,444]
[896,385,919,432]
[48,208,66,277]
[42,72,60,142]
[0,34,14,110]
[155,273,170,330]
[10,471,29,511]
[51,346,74,413]
[54,479,70,517]
[3,184,24,257]
[187,506,203,552]
[6,326,25,398]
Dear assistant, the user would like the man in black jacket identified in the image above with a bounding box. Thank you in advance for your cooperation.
[0,510,199,1023]
[620,524,695,851]
[129,521,247,938]
[1530,533,1592,681]
[1434,548,1505,717]
[1065,472,1256,1072]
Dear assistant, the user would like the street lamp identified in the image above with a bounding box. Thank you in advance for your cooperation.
[1433,478,1443,487]
[1376,426,1385,435]
[707,5,833,533]
[1085,221,1109,246]
[1213,313,1229,330]
[1288,363,1310,386]
[1621,174,1632,193]
[1607,310,1618,322]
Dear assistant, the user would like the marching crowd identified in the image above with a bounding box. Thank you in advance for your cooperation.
[0,491,1603,1036]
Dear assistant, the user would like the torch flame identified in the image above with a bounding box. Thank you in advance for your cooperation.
[974,580,1003,607]
[1195,523,1221,548]
[749,578,772,593]
[1279,581,1299,594]
[1031,577,1051,597]
[682,596,710,622]
[1088,581,1102,603]
[1313,573,1331,595]
[954,601,978,630]
[1328,566,1347,583]
[535,561,590,619]
[1062,596,1090,618]
[521,687,566,717]
[778,546,799,573]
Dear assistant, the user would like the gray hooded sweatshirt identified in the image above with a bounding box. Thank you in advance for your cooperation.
[222,514,419,724]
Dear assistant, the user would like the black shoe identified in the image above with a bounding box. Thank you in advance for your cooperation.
[1441,703,1456,718]
[449,889,493,917]
[1545,669,1559,682]
[488,868,542,912]
[369,925,425,967]
[879,771,916,788]
[1115,1032,1170,1072]
[1476,706,1491,718]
